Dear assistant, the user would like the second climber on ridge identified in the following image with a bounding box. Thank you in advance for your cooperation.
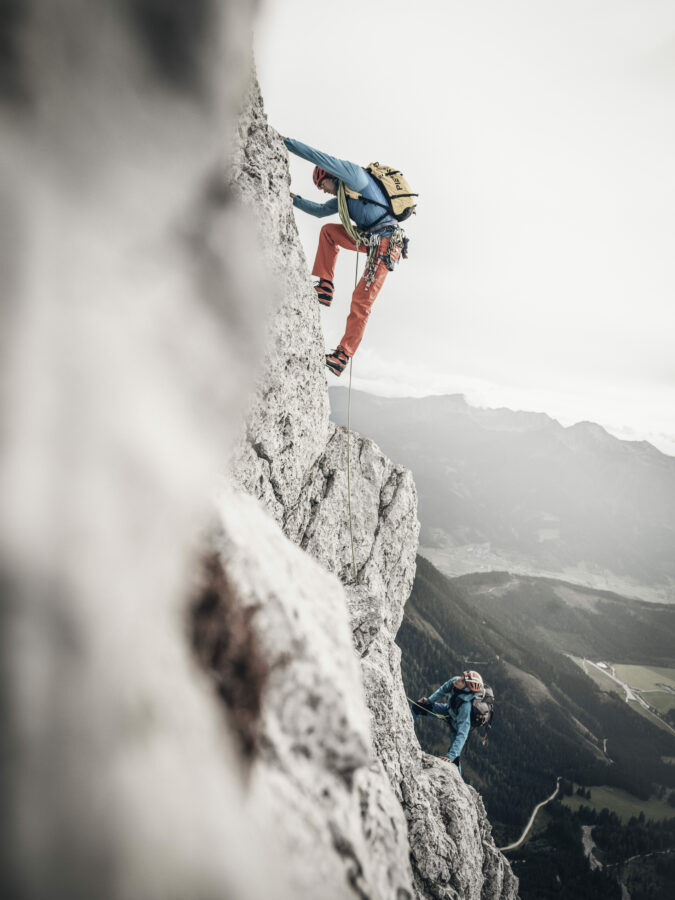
[412,670,491,778]
[284,135,415,377]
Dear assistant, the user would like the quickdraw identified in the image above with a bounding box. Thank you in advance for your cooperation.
[363,226,407,288]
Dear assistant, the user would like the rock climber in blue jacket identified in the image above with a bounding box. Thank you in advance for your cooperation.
[284,136,406,376]
[412,670,484,776]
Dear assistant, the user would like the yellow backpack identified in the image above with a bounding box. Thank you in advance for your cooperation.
[345,163,418,227]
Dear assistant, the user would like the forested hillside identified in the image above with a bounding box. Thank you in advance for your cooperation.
[397,557,675,897]
[454,571,675,666]
[397,558,675,842]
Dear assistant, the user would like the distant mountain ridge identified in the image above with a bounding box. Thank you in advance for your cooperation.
[330,388,675,603]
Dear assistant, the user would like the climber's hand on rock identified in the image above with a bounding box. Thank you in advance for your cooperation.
[415,697,432,715]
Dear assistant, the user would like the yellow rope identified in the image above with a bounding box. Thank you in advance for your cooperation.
[337,181,368,245]
[408,697,449,720]
[345,249,359,583]
[334,177,365,584]
[335,179,369,584]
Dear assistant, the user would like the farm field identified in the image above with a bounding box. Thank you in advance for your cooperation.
[645,692,675,715]
[613,665,675,692]
[569,657,675,734]
[563,785,675,823]
[569,656,623,696]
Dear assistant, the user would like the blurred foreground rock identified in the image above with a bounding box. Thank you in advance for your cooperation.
[0,2,517,899]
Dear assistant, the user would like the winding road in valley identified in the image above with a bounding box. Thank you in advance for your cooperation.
[499,777,561,852]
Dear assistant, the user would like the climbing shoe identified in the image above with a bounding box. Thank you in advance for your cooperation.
[325,347,349,377]
[314,278,334,306]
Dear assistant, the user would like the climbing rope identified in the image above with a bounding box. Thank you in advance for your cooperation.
[337,181,368,245]
[334,176,364,583]
[337,179,397,584]
[407,697,449,720]
[345,249,359,583]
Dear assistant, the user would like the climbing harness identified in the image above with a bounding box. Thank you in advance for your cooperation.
[362,226,407,288]
[339,179,408,288]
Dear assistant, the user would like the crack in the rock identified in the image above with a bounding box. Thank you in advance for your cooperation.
[250,440,285,511]
[328,822,372,900]
[357,464,400,583]
[283,452,335,542]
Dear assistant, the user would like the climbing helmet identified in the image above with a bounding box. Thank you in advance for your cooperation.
[463,670,484,693]
[313,165,331,188]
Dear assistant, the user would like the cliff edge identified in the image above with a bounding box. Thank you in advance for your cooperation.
[227,77,518,900]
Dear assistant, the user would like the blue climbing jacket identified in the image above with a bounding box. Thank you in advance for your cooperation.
[428,676,474,762]
[284,137,396,233]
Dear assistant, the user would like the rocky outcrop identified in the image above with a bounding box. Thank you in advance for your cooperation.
[229,78,518,900]
[215,486,415,899]
[1,4,516,898]
[1,4,279,900]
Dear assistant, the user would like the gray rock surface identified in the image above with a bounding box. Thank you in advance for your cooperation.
[1,3,516,897]
[216,487,415,899]
[229,76,331,527]
[230,74,518,900]
[1,5,280,900]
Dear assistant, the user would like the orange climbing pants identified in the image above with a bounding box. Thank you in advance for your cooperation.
[312,223,400,358]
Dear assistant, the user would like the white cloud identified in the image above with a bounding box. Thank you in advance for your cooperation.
[256,0,675,458]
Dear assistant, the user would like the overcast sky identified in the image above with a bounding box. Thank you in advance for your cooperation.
[254,0,675,455]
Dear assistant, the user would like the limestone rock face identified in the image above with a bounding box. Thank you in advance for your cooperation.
[1,2,516,897]
[229,78,331,527]
[230,78,518,900]
[1,4,278,900]
[216,487,415,900]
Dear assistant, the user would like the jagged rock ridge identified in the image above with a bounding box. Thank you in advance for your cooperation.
[229,77,518,900]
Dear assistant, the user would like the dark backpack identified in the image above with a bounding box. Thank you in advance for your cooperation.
[450,685,495,731]
[470,686,495,731]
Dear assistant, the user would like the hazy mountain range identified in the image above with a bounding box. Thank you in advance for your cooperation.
[330,389,675,603]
